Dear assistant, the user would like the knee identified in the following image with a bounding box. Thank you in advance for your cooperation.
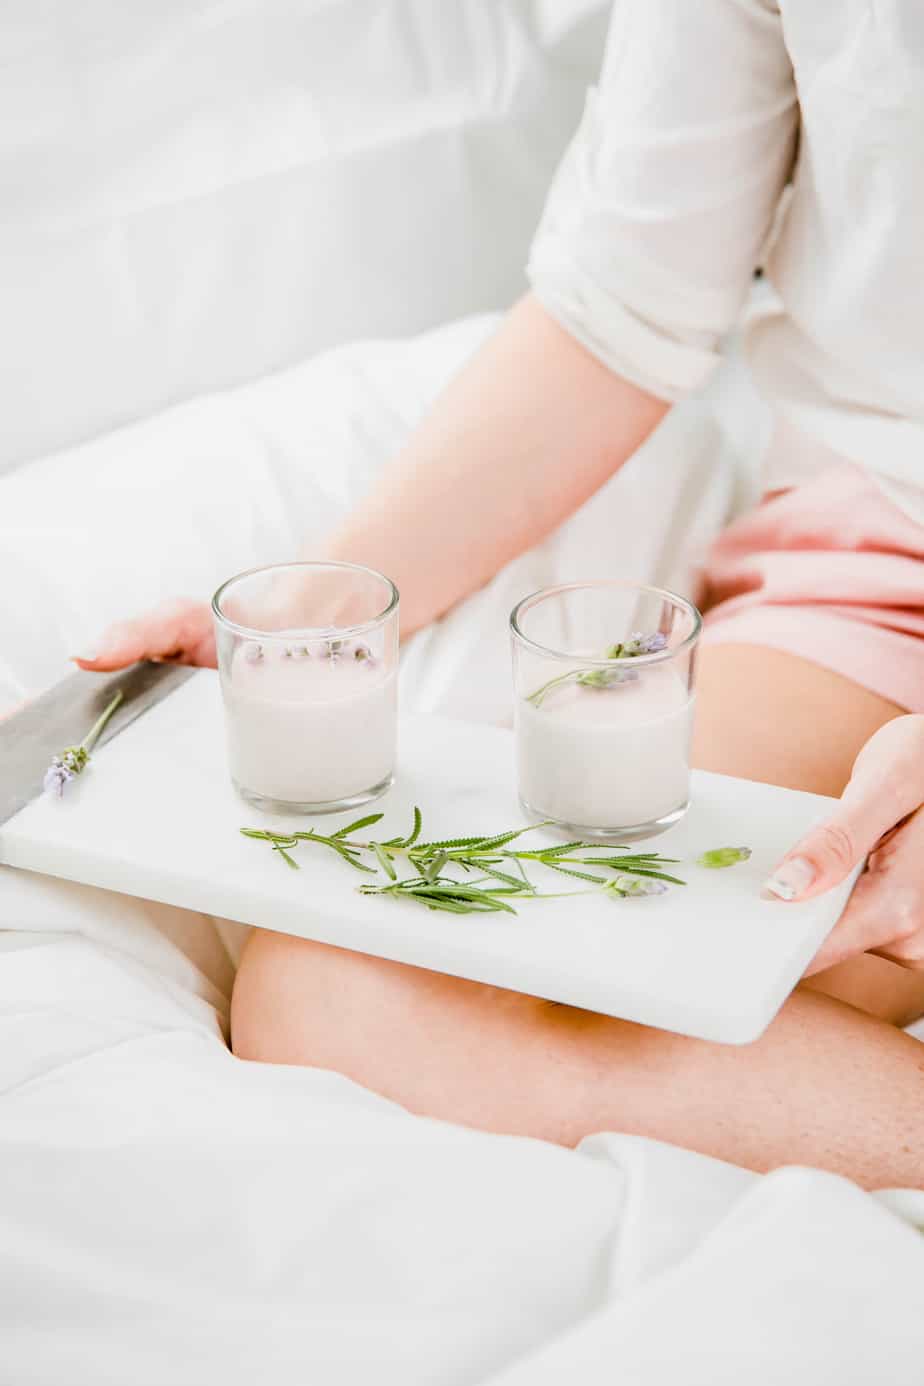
[800,953,924,1029]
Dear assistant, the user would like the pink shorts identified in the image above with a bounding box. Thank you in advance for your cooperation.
[700,462,924,712]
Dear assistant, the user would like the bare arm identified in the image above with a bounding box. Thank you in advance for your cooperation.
[319,294,667,635]
[76,295,665,668]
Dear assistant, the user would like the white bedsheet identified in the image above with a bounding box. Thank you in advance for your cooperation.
[2,908,923,1385]
[2,318,923,1382]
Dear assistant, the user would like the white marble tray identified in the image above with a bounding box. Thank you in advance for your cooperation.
[0,671,858,1043]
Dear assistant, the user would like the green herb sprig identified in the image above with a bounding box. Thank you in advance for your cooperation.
[241,808,688,915]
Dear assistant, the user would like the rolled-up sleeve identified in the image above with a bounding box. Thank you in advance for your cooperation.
[528,0,797,400]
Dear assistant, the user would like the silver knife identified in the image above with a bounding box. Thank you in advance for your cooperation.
[0,662,196,828]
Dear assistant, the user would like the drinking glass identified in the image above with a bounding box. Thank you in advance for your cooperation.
[510,580,701,839]
[212,560,399,812]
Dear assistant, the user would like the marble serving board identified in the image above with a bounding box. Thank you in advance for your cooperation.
[0,671,858,1044]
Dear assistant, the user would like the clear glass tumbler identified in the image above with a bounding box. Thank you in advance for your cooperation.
[510,580,701,840]
[212,560,399,813]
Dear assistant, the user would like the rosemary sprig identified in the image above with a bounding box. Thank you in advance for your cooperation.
[241,807,685,914]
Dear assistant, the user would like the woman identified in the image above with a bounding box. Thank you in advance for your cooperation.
[79,1,924,1187]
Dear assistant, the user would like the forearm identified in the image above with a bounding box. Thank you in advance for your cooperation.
[320,294,668,634]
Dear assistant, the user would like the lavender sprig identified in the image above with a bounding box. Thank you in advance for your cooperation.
[43,690,123,798]
[526,631,669,708]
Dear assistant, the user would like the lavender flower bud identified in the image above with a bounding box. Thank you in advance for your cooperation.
[43,757,75,798]
[625,631,669,655]
[577,666,636,690]
[42,692,121,800]
[609,873,669,898]
[697,846,752,869]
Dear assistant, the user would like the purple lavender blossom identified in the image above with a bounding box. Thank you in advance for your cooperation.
[43,756,76,798]
[324,639,375,665]
[626,630,669,655]
[254,637,377,665]
[42,691,122,799]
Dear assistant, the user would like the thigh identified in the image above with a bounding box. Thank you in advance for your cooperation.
[692,642,924,1027]
[232,925,924,1188]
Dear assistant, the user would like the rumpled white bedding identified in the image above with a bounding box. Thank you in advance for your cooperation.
[2,317,923,1382]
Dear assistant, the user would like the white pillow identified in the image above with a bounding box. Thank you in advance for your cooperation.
[0,313,742,717]
[0,0,609,472]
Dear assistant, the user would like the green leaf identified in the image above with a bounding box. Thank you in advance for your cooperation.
[371,842,397,879]
[383,806,425,849]
[335,848,377,874]
[545,863,609,884]
[404,805,423,847]
[475,863,535,891]
[423,897,481,914]
[469,827,538,851]
[418,884,517,914]
[614,867,686,886]
[421,850,449,883]
[271,843,300,870]
[413,834,492,851]
[332,813,384,839]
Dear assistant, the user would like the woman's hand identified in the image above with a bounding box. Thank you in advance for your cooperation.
[73,569,373,672]
[74,598,216,671]
[763,715,924,973]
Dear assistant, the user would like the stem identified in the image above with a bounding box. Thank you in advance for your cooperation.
[80,691,123,752]
[525,669,582,708]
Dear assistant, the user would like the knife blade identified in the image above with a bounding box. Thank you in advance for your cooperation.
[0,661,196,828]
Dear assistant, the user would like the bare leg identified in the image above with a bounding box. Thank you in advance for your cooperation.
[232,931,924,1188]
[231,645,924,1187]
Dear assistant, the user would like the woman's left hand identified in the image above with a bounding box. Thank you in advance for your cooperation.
[763,714,924,974]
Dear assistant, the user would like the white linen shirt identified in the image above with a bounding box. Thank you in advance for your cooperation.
[528,0,924,518]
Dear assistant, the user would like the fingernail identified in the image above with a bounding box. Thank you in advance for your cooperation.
[763,856,816,901]
[74,652,99,663]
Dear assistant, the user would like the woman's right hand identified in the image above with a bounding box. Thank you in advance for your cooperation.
[74,598,216,671]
